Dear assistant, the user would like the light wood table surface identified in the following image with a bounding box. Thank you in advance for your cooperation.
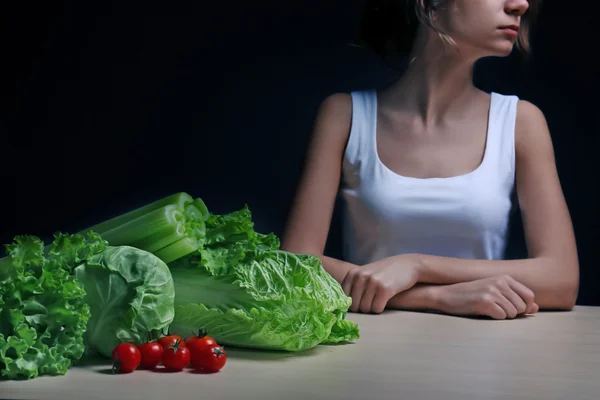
[2,306,599,400]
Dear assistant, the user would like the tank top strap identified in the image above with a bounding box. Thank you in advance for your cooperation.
[344,89,378,169]
[485,92,520,182]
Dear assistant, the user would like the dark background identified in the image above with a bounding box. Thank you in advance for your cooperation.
[1,1,598,305]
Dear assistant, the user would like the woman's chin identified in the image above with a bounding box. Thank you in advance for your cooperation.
[485,43,517,58]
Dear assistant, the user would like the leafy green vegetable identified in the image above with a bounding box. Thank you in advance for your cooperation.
[0,192,358,376]
[0,232,106,380]
[74,246,175,358]
[168,208,360,352]
[0,230,176,379]
[79,192,210,264]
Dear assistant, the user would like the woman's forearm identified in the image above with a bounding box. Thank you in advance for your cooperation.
[317,251,577,313]
[415,254,578,310]
[386,284,441,311]
[319,251,578,313]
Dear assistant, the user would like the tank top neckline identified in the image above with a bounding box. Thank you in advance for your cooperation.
[369,89,497,183]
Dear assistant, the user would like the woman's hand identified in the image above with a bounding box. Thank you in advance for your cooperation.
[341,254,421,314]
[433,275,539,319]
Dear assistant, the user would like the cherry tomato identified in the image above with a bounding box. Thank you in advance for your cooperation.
[186,328,217,348]
[158,329,186,350]
[112,343,141,374]
[162,340,190,371]
[138,341,163,369]
[190,345,227,373]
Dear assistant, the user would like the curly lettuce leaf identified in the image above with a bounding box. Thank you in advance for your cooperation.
[0,232,106,380]
[203,206,255,247]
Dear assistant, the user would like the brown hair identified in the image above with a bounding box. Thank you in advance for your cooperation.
[357,0,542,61]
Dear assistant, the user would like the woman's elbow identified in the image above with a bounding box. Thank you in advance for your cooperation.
[559,279,579,310]
[543,272,579,311]
[561,261,580,310]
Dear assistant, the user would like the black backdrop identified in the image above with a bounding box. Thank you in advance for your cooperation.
[2,1,598,305]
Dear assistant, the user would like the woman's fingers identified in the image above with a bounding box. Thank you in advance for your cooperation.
[359,278,378,313]
[486,301,508,320]
[500,286,528,315]
[341,270,354,297]
[505,276,537,314]
[348,272,368,312]
[495,293,519,319]
[342,269,385,313]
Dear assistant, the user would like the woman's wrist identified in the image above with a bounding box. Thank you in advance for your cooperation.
[319,255,359,285]
[396,253,429,283]
[387,283,443,311]
[425,284,445,312]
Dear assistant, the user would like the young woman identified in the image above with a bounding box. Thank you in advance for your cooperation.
[280,0,579,319]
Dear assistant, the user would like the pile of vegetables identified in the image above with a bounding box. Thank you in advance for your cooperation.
[0,192,360,380]
[0,232,176,379]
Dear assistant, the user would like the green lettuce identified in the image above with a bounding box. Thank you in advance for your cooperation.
[74,245,175,358]
[0,232,106,380]
[168,207,360,352]
[0,231,176,379]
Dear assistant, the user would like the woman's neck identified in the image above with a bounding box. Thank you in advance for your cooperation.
[383,35,481,128]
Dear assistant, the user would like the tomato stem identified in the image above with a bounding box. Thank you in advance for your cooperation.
[112,357,121,375]
[168,339,184,354]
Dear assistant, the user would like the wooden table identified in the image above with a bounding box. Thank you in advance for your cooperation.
[2,306,599,400]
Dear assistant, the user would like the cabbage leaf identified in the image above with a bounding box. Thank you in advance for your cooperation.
[169,207,359,352]
[74,246,175,358]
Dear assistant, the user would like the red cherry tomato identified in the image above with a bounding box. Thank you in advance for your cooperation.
[158,329,186,350]
[190,345,227,373]
[162,340,190,371]
[138,341,163,369]
[112,343,141,374]
[186,328,217,349]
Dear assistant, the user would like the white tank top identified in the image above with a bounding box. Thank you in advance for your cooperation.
[340,89,519,265]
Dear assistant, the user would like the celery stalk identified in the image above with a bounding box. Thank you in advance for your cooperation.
[191,198,210,221]
[1,193,211,270]
[72,192,211,264]
[98,205,185,246]
[154,237,199,264]
[130,221,187,253]
[80,192,193,235]
[188,221,206,241]
[184,204,204,223]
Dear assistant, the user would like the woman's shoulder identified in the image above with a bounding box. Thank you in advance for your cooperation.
[484,90,547,145]
[313,93,353,134]
[487,89,522,103]
[319,87,379,106]
[514,99,549,150]
[309,92,356,152]
[318,92,352,111]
